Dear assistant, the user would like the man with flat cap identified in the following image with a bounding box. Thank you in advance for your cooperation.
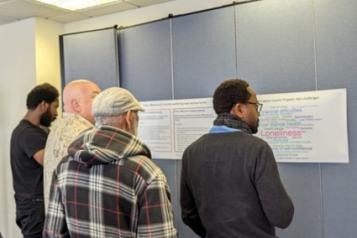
[43,87,177,238]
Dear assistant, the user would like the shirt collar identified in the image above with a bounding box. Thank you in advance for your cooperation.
[209,125,241,134]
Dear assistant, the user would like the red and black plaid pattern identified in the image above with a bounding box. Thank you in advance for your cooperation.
[43,125,177,237]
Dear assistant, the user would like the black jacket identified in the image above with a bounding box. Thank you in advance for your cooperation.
[180,131,294,238]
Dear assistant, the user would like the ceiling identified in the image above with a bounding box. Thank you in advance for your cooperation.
[0,0,174,26]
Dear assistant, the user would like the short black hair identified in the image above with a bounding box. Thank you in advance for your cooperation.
[26,83,59,110]
[213,79,251,114]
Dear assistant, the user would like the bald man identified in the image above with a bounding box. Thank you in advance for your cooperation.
[43,80,101,210]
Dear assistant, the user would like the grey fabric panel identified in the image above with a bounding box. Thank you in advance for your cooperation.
[276,164,323,238]
[235,0,316,94]
[235,1,322,238]
[62,28,119,89]
[172,7,236,99]
[315,0,357,237]
[118,20,173,101]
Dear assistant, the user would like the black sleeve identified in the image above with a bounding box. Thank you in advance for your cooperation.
[180,150,206,237]
[20,127,47,159]
[254,142,295,228]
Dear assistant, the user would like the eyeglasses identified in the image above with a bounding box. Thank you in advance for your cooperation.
[246,101,263,113]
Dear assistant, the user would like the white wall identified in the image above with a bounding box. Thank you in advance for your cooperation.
[0,17,63,237]
[0,18,37,238]
[35,18,64,112]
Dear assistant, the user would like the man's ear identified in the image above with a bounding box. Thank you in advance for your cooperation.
[71,99,81,113]
[231,103,245,118]
[125,111,132,128]
[38,101,48,113]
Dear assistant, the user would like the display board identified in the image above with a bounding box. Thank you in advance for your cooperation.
[61,28,119,89]
[138,89,348,163]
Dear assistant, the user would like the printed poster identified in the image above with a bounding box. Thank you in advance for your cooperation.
[138,89,349,163]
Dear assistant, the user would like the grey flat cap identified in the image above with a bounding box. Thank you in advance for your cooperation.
[92,87,143,117]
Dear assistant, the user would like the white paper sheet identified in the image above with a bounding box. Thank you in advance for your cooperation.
[138,89,349,163]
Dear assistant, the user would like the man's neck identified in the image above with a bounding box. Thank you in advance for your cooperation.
[24,111,41,126]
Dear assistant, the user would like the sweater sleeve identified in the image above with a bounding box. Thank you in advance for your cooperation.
[137,173,177,238]
[180,150,206,237]
[253,142,294,228]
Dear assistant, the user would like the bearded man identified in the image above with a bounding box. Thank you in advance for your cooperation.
[10,83,59,238]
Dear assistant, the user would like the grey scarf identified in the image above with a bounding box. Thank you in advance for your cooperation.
[213,113,252,134]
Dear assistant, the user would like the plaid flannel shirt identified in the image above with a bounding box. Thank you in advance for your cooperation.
[43,125,177,238]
